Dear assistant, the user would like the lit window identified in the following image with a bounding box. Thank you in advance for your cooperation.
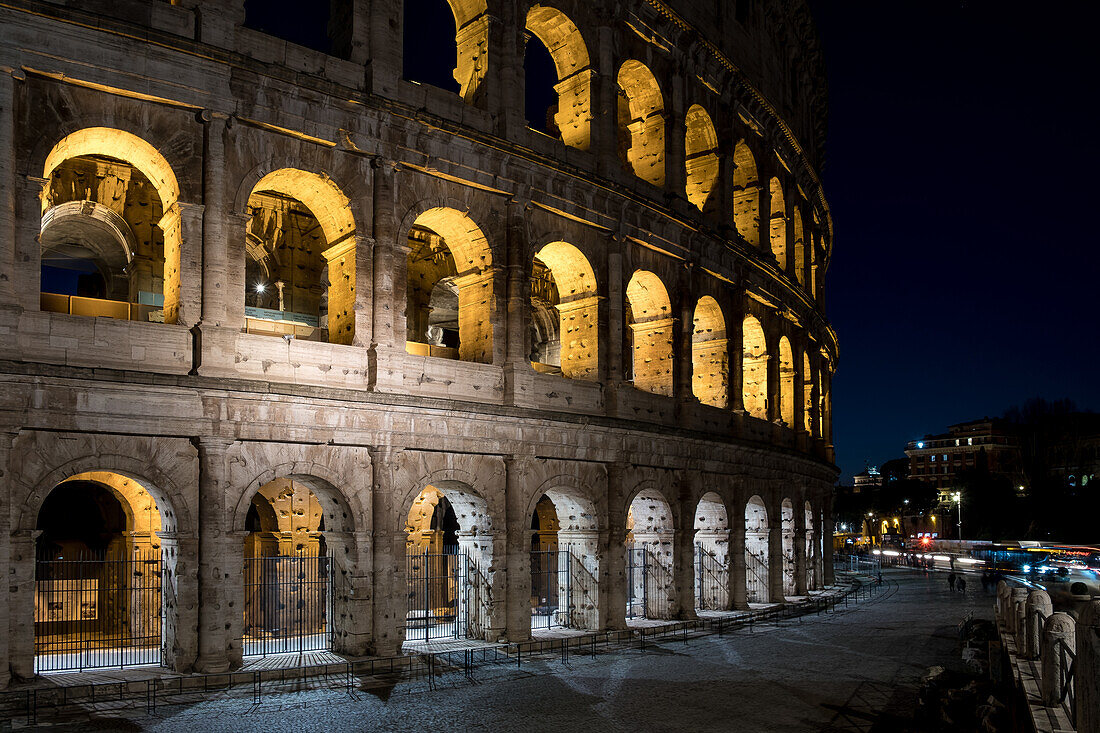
[931,455,936,462]
[967,437,973,446]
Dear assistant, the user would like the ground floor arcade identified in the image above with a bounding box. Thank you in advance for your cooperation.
[0,430,834,681]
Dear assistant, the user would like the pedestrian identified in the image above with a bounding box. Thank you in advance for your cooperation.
[948,572,957,591]
[957,578,966,594]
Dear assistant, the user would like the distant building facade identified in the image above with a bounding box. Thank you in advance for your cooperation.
[905,418,1020,500]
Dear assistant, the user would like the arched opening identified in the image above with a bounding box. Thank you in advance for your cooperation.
[769,178,787,269]
[616,60,665,186]
[402,0,488,104]
[805,501,817,590]
[530,241,598,379]
[244,0,336,55]
[778,336,795,426]
[243,169,357,344]
[781,498,795,596]
[625,270,673,396]
[242,478,337,657]
[529,489,599,631]
[744,495,769,604]
[692,296,728,408]
[405,483,493,641]
[626,488,675,620]
[40,128,181,324]
[684,104,719,212]
[34,472,167,672]
[732,141,760,248]
[525,7,592,150]
[803,352,816,436]
[694,492,729,611]
[406,207,493,363]
[742,315,768,419]
[793,208,806,285]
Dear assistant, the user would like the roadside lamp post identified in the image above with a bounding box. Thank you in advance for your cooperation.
[952,491,962,541]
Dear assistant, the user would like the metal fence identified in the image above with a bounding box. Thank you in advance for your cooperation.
[531,549,568,630]
[34,548,163,673]
[626,544,672,619]
[406,549,488,641]
[833,554,881,575]
[746,550,768,603]
[242,553,332,657]
[694,545,728,610]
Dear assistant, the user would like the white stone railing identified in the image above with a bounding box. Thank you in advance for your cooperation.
[995,580,1100,731]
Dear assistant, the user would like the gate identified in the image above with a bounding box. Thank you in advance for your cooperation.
[626,544,671,619]
[694,545,728,610]
[34,548,163,673]
[406,548,487,641]
[531,548,568,630]
[746,549,768,603]
[242,552,333,657]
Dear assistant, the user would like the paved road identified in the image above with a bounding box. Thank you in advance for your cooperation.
[48,571,994,733]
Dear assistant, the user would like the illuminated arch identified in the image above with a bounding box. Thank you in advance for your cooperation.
[41,127,184,323]
[617,60,665,186]
[525,6,591,150]
[404,0,489,103]
[243,168,358,345]
[627,485,675,619]
[744,494,769,604]
[685,105,719,211]
[531,241,598,380]
[793,208,805,285]
[741,315,768,419]
[732,141,760,247]
[802,351,816,436]
[769,178,787,269]
[406,206,494,363]
[625,270,673,396]
[527,482,601,630]
[781,498,795,596]
[694,491,729,610]
[778,336,794,426]
[692,295,728,408]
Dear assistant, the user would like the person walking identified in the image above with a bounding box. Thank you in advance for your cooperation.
[948,572,957,591]
[956,577,966,594]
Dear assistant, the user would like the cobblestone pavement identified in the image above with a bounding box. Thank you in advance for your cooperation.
[30,570,993,733]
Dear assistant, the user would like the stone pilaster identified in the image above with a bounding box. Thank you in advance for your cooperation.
[0,430,15,687]
[729,517,749,611]
[368,445,405,655]
[767,510,786,604]
[603,462,628,630]
[8,531,35,680]
[504,455,532,642]
[198,113,230,328]
[793,504,808,596]
[0,71,17,306]
[194,437,233,673]
[368,158,403,392]
[672,476,698,619]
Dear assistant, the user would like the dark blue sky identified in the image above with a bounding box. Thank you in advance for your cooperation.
[809,1,1100,481]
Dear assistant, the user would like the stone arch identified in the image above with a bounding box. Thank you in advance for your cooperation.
[778,336,795,426]
[231,468,359,539]
[769,177,787,269]
[793,207,805,284]
[694,491,729,610]
[626,270,673,396]
[781,497,795,596]
[685,104,719,211]
[803,351,816,436]
[240,167,358,345]
[40,127,185,323]
[525,5,592,150]
[526,475,601,630]
[617,60,665,186]
[692,295,728,408]
[405,205,494,363]
[744,494,769,603]
[403,475,495,640]
[626,483,676,619]
[732,141,761,248]
[403,0,489,104]
[742,315,768,419]
[531,241,598,379]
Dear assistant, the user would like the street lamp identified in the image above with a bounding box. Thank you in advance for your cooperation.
[952,491,962,541]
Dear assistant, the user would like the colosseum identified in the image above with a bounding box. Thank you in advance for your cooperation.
[0,0,837,681]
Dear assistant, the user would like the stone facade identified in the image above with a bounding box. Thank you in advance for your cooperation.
[0,0,838,683]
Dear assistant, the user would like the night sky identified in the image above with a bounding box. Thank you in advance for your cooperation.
[808,1,1100,481]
